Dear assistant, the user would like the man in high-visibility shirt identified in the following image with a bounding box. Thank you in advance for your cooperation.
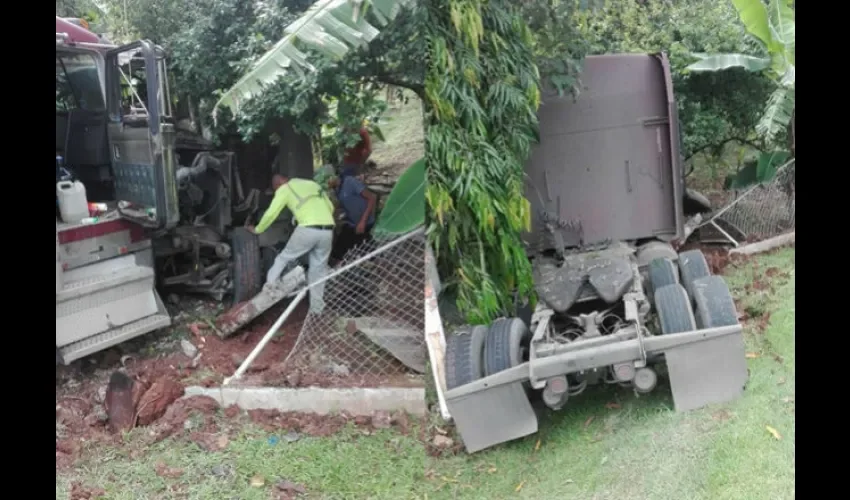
[249,174,335,314]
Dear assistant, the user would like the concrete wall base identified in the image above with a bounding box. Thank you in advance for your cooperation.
[184,386,427,416]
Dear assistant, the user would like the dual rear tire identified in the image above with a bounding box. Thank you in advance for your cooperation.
[445,318,531,390]
[652,250,738,333]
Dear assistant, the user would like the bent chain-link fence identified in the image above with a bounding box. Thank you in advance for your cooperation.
[281,228,426,387]
[698,160,795,245]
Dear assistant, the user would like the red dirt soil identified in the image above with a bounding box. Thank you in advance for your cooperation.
[56,297,427,471]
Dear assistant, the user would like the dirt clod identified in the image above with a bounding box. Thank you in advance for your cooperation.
[276,479,307,498]
[372,410,392,429]
[432,434,454,448]
[69,482,106,500]
[224,404,240,418]
[154,461,185,478]
[136,378,185,426]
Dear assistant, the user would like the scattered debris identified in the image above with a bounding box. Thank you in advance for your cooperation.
[181,340,199,358]
[765,425,782,440]
[432,435,454,448]
[276,479,307,498]
[69,482,106,500]
[154,462,184,478]
[283,431,301,443]
[372,410,392,429]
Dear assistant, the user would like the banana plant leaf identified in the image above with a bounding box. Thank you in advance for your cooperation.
[687,53,771,73]
[214,0,414,116]
[724,150,790,189]
[373,157,424,237]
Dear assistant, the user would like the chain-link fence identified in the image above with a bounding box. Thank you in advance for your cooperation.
[280,228,426,388]
[697,160,795,245]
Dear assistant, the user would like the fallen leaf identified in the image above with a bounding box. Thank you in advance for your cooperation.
[781,397,794,404]
[765,425,782,440]
[605,402,621,410]
[777,377,786,385]
[250,475,266,487]
[534,439,541,452]
[515,480,526,492]
[745,353,759,359]
[487,467,497,474]
[216,435,229,450]
[583,416,595,429]
[600,456,609,465]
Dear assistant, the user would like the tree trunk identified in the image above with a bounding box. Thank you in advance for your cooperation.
[270,117,314,180]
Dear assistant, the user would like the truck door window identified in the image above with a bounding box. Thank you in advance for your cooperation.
[56,53,105,112]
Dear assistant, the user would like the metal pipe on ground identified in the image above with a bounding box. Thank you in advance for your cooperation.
[224,288,307,386]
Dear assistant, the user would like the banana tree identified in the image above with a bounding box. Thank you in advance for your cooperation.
[687,0,794,148]
[213,0,415,117]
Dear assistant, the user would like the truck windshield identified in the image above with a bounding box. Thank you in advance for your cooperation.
[56,52,105,112]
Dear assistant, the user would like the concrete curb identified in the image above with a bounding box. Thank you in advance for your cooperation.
[184,386,427,416]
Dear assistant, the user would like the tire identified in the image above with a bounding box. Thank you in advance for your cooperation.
[260,247,277,277]
[654,284,696,334]
[678,249,711,300]
[230,227,262,303]
[484,318,530,376]
[691,276,739,328]
[445,325,489,390]
[636,241,678,268]
[648,257,679,297]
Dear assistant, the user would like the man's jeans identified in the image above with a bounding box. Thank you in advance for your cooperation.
[266,226,333,314]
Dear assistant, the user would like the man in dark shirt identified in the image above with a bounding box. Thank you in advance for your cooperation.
[328,165,377,262]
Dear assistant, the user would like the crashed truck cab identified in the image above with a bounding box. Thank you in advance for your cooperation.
[443,53,749,453]
[56,17,176,364]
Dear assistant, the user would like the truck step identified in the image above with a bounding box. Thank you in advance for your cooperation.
[57,263,161,346]
[57,295,171,365]
[58,255,153,302]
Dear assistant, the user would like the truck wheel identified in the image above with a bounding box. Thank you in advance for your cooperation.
[648,257,679,298]
[231,228,262,303]
[445,325,489,390]
[691,276,739,328]
[654,284,696,334]
[484,318,530,376]
[260,247,277,277]
[678,249,711,300]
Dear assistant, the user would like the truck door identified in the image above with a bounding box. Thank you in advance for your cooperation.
[104,41,179,230]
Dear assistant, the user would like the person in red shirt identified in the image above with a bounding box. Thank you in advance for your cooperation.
[340,126,372,176]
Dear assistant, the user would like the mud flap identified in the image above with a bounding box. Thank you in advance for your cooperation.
[445,381,538,453]
[664,333,748,412]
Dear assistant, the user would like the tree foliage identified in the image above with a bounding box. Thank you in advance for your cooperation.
[687,0,795,148]
[424,0,541,323]
[525,0,774,160]
[93,0,422,158]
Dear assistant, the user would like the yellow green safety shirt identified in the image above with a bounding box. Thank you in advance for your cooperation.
[254,178,335,234]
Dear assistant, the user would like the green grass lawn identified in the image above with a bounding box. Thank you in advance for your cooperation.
[56,249,794,499]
